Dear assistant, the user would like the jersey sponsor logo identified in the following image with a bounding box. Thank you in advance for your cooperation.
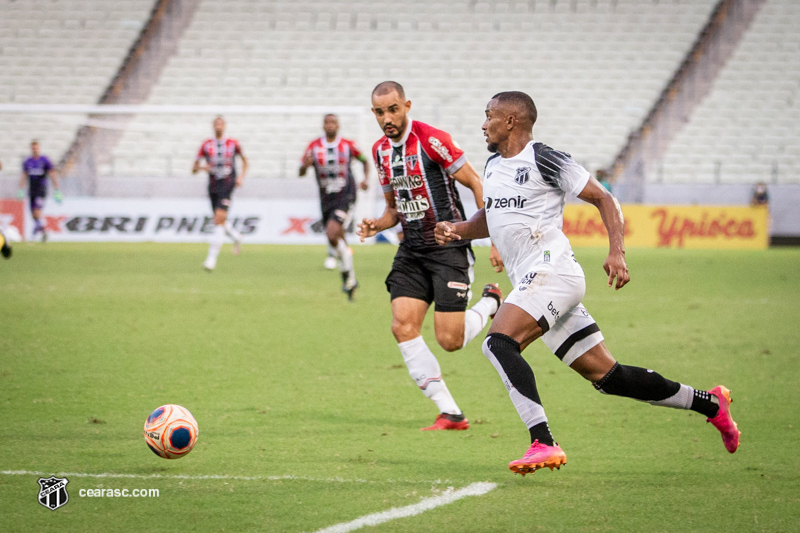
[321,176,347,194]
[428,137,453,163]
[485,172,493,180]
[391,154,404,168]
[485,196,527,210]
[396,195,431,221]
[447,281,469,290]
[515,166,531,185]
[390,174,423,190]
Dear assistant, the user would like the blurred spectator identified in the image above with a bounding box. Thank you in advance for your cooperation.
[750,181,769,206]
[596,169,613,193]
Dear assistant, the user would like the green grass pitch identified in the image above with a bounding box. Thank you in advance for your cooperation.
[1,242,799,532]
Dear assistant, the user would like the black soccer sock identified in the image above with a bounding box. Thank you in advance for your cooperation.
[690,389,720,418]
[529,422,555,447]
[593,363,680,401]
[482,334,554,446]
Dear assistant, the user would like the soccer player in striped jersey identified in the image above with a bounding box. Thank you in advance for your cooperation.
[300,114,370,300]
[17,140,61,242]
[435,91,740,474]
[358,81,504,431]
[193,117,248,271]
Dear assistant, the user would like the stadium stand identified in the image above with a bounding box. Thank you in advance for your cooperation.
[1,0,796,191]
[108,0,720,179]
[0,0,155,166]
[658,0,799,184]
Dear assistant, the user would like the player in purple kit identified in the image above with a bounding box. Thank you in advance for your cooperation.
[17,140,61,242]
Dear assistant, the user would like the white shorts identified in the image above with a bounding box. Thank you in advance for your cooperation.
[504,270,604,367]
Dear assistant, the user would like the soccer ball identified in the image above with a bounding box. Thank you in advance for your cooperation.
[143,404,198,459]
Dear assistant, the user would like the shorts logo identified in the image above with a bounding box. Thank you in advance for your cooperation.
[447,281,469,291]
[38,476,69,511]
[428,137,453,163]
[515,167,531,185]
[518,272,536,291]
[547,301,560,320]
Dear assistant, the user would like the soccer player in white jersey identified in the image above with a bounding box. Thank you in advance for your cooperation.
[434,91,740,475]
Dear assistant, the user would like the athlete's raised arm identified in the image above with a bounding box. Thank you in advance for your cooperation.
[577,176,629,290]
[236,149,248,187]
[357,191,399,242]
[435,208,490,245]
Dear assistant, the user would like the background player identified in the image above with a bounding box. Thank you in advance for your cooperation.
[358,81,503,431]
[435,91,740,474]
[192,116,248,271]
[299,114,370,300]
[17,140,61,242]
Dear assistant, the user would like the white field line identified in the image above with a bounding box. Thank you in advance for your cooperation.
[314,482,498,533]
[0,470,454,486]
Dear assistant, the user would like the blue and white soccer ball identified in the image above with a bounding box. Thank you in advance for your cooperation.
[143,404,199,459]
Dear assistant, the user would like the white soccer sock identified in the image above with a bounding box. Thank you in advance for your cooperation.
[462,296,499,348]
[398,336,461,415]
[328,244,338,258]
[336,239,355,283]
[648,384,694,409]
[206,224,225,261]
[223,221,241,241]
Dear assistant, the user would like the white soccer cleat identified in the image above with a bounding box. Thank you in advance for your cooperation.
[324,255,338,270]
[203,257,216,271]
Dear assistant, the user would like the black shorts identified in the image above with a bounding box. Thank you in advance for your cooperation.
[385,243,474,313]
[209,186,235,212]
[321,197,354,226]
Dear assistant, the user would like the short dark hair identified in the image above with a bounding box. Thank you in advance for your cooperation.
[491,91,537,126]
[372,81,406,100]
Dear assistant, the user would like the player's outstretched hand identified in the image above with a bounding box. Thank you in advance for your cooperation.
[489,243,504,272]
[357,218,379,242]
[603,251,630,290]
[54,190,63,204]
[434,221,461,246]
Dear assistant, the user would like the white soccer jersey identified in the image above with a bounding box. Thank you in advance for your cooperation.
[483,141,590,286]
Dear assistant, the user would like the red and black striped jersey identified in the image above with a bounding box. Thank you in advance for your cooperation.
[302,136,366,207]
[196,138,242,191]
[373,120,469,250]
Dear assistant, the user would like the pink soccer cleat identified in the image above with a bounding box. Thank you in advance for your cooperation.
[707,385,740,453]
[508,440,567,476]
[421,413,470,431]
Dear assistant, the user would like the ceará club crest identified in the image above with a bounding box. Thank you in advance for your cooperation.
[515,167,531,185]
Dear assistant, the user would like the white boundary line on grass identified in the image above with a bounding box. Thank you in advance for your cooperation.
[314,482,498,533]
[0,470,453,486]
